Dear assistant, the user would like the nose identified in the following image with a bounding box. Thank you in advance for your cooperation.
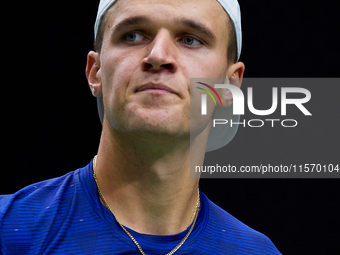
[142,30,178,73]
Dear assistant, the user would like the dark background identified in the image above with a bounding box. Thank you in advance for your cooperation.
[2,0,340,254]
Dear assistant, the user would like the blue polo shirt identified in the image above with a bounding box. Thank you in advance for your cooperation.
[0,161,281,254]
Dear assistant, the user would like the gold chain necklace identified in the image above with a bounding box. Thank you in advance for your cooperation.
[92,155,200,255]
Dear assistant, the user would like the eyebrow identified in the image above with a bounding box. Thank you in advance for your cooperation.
[175,18,216,41]
[111,15,216,41]
[112,16,151,35]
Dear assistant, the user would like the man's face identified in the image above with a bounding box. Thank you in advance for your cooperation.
[98,0,232,138]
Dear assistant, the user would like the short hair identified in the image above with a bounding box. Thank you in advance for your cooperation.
[94,7,238,64]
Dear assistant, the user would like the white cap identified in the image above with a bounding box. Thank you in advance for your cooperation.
[94,0,242,152]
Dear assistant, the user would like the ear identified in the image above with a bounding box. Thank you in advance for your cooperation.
[85,51,102,97]
[220,62,245,107]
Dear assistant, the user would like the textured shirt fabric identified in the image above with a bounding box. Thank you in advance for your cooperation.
[0,161,281,254]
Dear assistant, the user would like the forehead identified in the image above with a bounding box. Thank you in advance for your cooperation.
[104,0,229,36]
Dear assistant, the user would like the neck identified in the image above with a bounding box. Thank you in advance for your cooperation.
[94,121,208,235]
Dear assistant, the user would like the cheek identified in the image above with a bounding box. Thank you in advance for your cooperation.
[102,52,138,84]
[101,52,140,101]
[184,54,228,78]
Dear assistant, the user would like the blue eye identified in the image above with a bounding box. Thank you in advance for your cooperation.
[124,32,144,42]
[182,36,201,46]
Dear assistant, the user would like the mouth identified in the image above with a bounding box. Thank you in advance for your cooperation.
[135,83,178,95]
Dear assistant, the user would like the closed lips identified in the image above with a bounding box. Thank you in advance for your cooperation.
[136,83,177,95]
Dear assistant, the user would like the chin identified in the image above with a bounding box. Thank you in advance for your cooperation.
[128,109,189,137]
